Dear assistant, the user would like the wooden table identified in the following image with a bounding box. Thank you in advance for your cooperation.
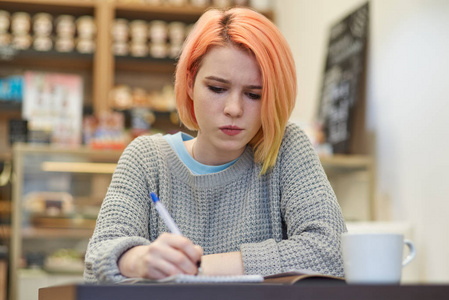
[39,283,449,300]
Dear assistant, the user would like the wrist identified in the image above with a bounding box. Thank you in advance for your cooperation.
[201,251,244,276]
[118,245,144,278]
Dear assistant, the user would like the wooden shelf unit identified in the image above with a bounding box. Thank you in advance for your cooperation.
[0,0,273,160]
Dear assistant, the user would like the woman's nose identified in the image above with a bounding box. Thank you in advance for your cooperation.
[223,93,243,117]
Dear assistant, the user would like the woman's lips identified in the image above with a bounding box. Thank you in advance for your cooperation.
[220,126,243,136]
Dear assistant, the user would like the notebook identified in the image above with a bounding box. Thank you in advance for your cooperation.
[120,274,264,284]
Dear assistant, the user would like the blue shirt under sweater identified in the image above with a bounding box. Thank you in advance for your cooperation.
[163,131,237,175]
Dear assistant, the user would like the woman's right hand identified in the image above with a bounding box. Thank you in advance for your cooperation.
[118,232,203,280]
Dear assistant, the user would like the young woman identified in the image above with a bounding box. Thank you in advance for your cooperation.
[84,7,346,283]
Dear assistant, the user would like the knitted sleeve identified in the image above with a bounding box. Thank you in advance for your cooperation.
[83,136,157,283]
[240,123,347,277]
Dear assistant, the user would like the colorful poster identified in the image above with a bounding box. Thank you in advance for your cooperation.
[22,71,83,146]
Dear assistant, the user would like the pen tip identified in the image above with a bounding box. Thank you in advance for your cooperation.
[150,192,159,203]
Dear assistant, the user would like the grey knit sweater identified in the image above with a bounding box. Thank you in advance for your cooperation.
[84,123,346,283]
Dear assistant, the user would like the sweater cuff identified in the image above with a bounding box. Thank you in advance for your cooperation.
[240,239,282,276]
[92,236,151,283]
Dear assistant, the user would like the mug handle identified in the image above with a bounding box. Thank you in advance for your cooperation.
[402,239,416,267]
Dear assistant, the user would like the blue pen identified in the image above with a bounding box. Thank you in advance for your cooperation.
[150,192,202,273]
[150,192,182,235]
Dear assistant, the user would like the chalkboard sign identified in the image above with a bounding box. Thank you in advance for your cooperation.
[318,2,369,154]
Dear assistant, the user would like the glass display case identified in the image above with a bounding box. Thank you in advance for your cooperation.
[10,143,122,300]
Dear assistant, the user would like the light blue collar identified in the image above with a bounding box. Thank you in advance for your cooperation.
[163,132,238,175]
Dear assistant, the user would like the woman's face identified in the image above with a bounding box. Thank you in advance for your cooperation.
[188,45,262,164]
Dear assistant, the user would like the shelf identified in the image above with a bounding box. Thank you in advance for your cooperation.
[319,154,373,170]
[114,3,207,23]
[0,105,21,119]
[41,161,117,174]
[0,49,94,71]
[114,3,273,23]
[115,56,177,73]
[13,143,123,161]
[21,227,93,239]
[0,101,21,112]
[0,0,95,15]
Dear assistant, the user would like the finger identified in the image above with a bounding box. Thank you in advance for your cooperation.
[160,234,202,265]
[144,266,169,280]
[150,257,184,278]
[162,246,198,275]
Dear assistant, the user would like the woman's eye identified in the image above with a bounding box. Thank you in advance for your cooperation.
[208,86,225,93]
[247,93,261,100]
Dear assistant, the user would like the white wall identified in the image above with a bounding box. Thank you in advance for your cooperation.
[274,0,449,283]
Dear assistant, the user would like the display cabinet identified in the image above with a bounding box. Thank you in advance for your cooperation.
[10,143,122,300]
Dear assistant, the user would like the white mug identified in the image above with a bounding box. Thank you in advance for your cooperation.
[342,233,416,284]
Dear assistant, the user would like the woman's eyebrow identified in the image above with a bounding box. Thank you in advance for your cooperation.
[205,76,262,89]
[205,76,229,83]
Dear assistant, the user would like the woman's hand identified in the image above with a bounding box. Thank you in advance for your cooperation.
[118,232,203,280]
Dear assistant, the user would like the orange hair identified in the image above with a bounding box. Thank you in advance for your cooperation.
[175,7,297,174]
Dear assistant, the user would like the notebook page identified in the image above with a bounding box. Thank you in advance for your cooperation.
[120,274,264,284]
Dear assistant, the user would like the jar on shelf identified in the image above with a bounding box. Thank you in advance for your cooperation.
[55,15,75,52]
[148,20,167,44]
[33,35,52,51]
[76,38,95,53]
[168,21,185,45]
[55,15,75,36]
[76,16,96,39]
[55,36,75,52]
[130,20,148,43]
[11,12,31,35]
[112,41,129,56]
[0,10,10,34]
[12,33,32,50]
[111,18,129,43]
[76,16,96,54]
[168,42,182,59]
[32,13,53,36]
[130,41,148,57]
[149,42,168,58]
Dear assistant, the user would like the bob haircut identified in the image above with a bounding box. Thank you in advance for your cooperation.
[175,7,297,175]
